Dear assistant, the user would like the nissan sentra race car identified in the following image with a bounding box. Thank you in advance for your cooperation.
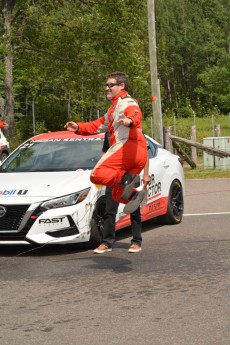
[0,131,184,246]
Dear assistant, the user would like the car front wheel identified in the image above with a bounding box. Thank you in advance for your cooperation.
[157,179,184,225]
[89,196,106,247]
[0,152,9,162]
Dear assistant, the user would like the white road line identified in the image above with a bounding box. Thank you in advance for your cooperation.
[184,212,230,216]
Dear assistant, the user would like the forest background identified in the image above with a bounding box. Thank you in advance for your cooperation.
[0,0,230,149]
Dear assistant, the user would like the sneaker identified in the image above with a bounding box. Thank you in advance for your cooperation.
[123,190,145,214]
[121,173,140,200]
[128,243,142,253]
[94,243,112,254]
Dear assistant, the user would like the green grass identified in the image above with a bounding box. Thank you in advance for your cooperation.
[161,114,230,179]
[163,114,230,143]
[184,166,230,179]
[183,154,230,179]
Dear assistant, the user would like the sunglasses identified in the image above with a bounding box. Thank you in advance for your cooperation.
[105,82,121,88]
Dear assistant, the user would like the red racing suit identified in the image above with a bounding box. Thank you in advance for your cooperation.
[0,120,6,129]
[77,90,148,203]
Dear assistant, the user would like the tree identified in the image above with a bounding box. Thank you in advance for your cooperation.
[156,0,230,114]
[1,0,150,138]
[1,0,17,137]
[1,0,229,143]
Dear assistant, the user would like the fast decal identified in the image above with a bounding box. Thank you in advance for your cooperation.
[39,217,65,224]
[0,189,29,196]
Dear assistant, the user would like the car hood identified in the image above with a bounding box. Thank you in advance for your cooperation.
[0,170,93,203]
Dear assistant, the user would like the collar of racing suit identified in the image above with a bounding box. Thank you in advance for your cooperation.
[111,90,128,104]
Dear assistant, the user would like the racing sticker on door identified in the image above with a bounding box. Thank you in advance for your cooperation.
[141,173,167,217]
[146,174,161,198]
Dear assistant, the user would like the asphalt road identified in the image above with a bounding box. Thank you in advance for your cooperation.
[0,178,230,345]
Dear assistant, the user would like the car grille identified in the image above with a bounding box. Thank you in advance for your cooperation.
[0,205,30,231]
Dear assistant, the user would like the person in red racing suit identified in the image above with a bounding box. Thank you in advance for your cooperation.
[65,71,147,213]
[0,117,8,129]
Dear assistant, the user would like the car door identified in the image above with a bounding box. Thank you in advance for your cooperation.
[141,138,171,221]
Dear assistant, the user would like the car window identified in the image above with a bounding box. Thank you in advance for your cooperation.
[0,138,104,172]
[147,138,158,159]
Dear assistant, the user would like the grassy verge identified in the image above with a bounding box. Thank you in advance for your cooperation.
[184,166,230,179]
[183,154,230,179]
[162,114,230,143]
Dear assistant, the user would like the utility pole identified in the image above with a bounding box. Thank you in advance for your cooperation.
[147,0,163,145]
[32,100,35,135]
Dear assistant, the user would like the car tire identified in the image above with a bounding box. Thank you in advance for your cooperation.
[0,152,9,162]
[157,179,184,225]
[89,196,106,247]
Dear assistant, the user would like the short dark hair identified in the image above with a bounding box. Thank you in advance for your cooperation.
[107,71,129,91]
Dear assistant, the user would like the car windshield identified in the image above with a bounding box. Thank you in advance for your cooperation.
[0,138,103,172]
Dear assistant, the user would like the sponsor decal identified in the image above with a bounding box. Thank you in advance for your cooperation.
[33,138,103,143]
[140,174,161,198]
[145,197,168,216]
[140,196,168,219]
[147,174,161,197]
[39,217,65,224]
[148,200,162,213]
[0,189,28,196]
[0,205,7,218]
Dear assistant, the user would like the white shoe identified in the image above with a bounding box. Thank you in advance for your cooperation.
[128,243,142,253]
[94,244,112,254]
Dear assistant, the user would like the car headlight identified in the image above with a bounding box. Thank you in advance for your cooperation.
[41,188,90,209]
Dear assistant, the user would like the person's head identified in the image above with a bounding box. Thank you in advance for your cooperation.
[105,71,129,101]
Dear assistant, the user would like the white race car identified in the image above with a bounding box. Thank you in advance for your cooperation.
[0,128,10,162]
[0,131,184,246]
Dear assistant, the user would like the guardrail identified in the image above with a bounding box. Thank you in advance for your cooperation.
[164,127,230,169]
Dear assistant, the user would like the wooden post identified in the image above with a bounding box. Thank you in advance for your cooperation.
[191,125,197,164]
[165,127,173,152]
[215,124,221,137]
[147,0,163,145]
[172,140,197,169]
